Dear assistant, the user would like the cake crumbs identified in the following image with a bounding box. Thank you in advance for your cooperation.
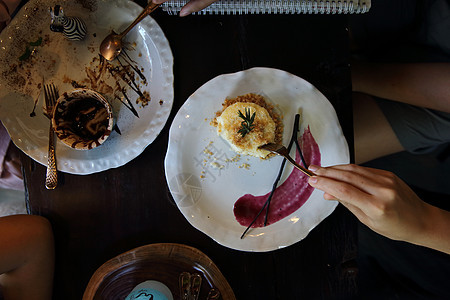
[239,163,251,170]
[210,162,224,169]
[198,140,254,180]
[225,154,241,163]
[203,148,213,156]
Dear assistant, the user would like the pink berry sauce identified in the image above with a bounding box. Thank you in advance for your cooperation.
[234,126,320,227]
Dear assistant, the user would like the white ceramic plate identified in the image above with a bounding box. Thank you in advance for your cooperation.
[0,0,173,174]
[165,68,350,252]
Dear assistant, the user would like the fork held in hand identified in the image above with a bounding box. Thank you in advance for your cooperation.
[259,143,316,177]
[43,83,59,190]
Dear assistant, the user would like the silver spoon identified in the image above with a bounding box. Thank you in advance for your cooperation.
[99,1,160,61]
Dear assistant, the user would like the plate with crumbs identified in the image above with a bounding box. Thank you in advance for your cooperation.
[0,0,173,174]
[165,67,350,252]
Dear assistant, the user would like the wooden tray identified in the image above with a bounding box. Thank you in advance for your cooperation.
[83,243,236,300]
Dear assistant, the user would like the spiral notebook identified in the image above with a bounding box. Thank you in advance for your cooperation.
[161,0,371,15]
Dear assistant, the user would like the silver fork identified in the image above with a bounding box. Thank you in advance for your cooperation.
[259,143,316,177]
[43,84,59,189]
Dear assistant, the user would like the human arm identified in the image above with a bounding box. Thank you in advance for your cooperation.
[152,0,218,16]
[352,62,450,113]
[0,215,54,300]
[1,0,23,32]
[307,164,450,254]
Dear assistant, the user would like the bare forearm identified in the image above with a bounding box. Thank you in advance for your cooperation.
[308,164,450,255]
[352,62,450,113]
[413,204,450,255]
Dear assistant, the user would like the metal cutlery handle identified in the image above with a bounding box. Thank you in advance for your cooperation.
[259,143,316,177]
[45,124,57,189]
[284,153,315,177]
[206,288,221,300]
[119,2,160,38]
[179,272,191,300]
[190,273,202,300]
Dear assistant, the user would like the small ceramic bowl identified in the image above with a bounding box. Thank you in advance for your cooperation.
[52,88,114,150]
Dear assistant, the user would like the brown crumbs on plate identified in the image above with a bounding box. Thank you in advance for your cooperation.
[136,90,151,107]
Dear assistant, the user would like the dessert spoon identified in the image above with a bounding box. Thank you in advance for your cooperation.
[99,1,160,61]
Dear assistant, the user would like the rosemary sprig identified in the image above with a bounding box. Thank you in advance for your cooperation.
[237,108,256,137]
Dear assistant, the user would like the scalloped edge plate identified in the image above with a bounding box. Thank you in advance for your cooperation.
[0,0,173,174]
[165,67,349,252]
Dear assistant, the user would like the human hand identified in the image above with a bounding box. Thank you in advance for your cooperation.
[307,164,431,244]
[152,0,219,16]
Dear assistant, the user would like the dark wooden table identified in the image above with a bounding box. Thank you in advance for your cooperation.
[21,5,357,300]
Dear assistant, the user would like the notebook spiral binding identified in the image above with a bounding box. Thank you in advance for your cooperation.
[161,0,371,15]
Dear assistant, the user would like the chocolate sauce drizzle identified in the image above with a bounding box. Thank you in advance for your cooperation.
[120,50,147,83]
[29,83,43,117]
[105,51,149,118]
[29,51,149,131]
[240,114,307,239]
[117,86,139,118]
[29,94,39,117]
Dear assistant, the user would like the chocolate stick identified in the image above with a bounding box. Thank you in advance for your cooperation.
[241,114,301,239]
